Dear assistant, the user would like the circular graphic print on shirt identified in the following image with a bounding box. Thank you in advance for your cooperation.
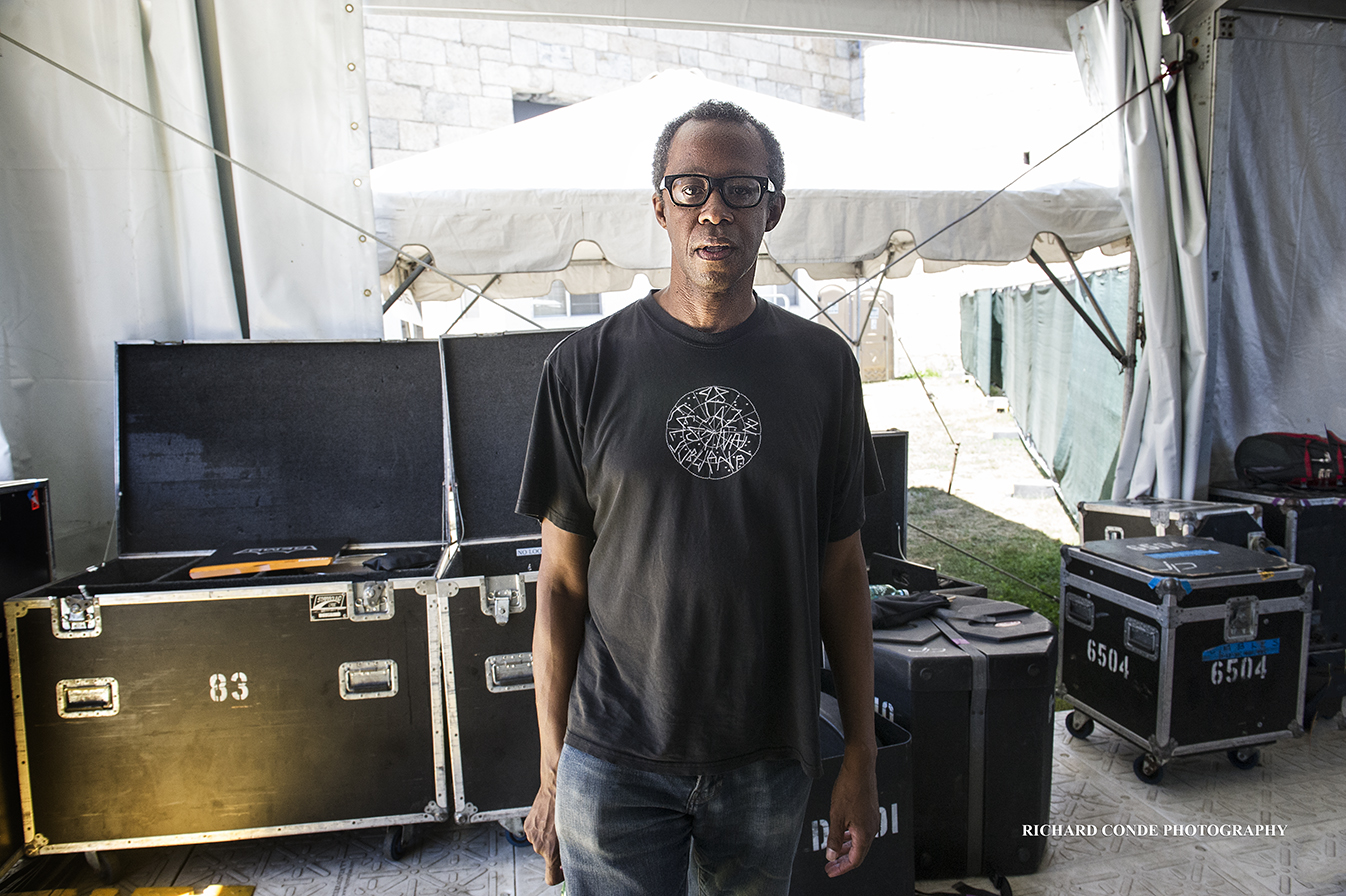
[666,386,762,480]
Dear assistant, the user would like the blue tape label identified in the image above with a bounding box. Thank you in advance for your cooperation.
[1202,639,1280,662]
[1145,549,1220,559]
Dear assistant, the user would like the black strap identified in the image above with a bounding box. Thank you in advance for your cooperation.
[930,615,988,875]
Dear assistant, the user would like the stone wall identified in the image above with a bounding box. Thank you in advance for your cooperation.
[364,15,865,166]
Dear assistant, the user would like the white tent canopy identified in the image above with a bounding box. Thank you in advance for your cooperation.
[366,0,1095,51]
[372,69,1129,302]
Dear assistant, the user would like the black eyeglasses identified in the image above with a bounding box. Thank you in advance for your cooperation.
[661,174,775,209]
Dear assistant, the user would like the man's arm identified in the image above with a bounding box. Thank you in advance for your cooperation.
[817,529,880,877]
[523,518,592,885]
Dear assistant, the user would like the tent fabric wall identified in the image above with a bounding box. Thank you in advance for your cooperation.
[1204,12,1346,483]
[1070,0,1208,500]
[961,268,1129,517]
[0,0,380,573]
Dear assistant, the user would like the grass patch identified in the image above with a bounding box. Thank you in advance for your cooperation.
[903,486,1062,626]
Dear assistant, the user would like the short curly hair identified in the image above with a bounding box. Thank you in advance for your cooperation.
[651,100,785,193]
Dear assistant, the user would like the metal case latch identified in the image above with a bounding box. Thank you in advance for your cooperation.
[1225,596,1259,642]
[53,589,102,639]
[352,581,395,621]
[481,575,526,625]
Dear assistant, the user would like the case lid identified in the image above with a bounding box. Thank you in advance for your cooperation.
[936,595,1054,644]
[117,341,447,555]
[440,328,574,544]
[1210,481,1346,507]
[1081,535,1289,577]
[1080,497,1254,518]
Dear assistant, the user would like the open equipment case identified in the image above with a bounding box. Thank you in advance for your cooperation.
[433,328,574,831]
[5,341,456,861]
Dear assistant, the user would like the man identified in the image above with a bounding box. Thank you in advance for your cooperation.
[516,99,880,894]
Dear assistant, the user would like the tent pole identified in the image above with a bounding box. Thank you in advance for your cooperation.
[194,0,250,339]
[1028,250,1126,363]
[1120,241,1140,439]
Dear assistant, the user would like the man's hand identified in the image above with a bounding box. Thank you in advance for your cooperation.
[818,530,880,877]
[524,770,564,885]
[824,746,880,876]
[528,520,591,888]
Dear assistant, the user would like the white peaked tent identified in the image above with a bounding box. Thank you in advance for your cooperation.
[371,69,1130,304]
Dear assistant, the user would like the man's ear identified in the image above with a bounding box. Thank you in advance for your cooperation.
[653,191,669,231]
[764,193,786,232]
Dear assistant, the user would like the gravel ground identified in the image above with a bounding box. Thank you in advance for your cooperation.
[863,374,1078,545]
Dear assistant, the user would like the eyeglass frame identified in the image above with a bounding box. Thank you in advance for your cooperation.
[659,174,777,209]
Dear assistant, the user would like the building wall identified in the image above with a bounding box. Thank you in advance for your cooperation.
[363,15,865,166]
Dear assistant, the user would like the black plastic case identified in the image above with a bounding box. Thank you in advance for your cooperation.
[789,689,914,896]
[871,595,1056,879]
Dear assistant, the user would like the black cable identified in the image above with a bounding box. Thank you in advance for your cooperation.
[908,522,1057,600]
[803,57,1185,324]
[0,29,545,332]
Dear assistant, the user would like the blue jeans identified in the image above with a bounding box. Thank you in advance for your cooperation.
[554,744,812,896]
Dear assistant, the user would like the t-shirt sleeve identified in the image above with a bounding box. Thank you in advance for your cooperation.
[826,352,883,542]
[515,354,597,538]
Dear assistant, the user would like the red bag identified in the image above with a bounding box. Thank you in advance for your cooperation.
[1235,431,1346,487]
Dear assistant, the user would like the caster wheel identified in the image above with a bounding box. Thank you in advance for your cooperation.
[84,850,122,884]
[1133,753,1165,784]
[500,817,531,848]
[383,825,411,861]
[1066,711,1095,739]
[1228,748,1261,770]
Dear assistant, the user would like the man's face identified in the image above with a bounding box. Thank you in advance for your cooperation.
[653,119,785,297]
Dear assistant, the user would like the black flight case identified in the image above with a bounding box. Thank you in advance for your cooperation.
[0,479,55,865]
[1209,482,1346,725]
[1059,536,1312,783]
[433,328,573,832]
[5,341,453,859]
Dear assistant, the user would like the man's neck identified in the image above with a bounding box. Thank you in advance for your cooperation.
[654,282,757,333]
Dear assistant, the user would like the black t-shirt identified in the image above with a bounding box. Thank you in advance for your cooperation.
[517,292,878,777]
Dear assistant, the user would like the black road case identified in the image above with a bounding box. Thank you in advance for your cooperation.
[5,341,453,856]
[1078,497,1263,548]
[871,596,1056,880]
[1059,536,1312,783]
[1209,483,1346,655]
[1,480,54,601]
[861,430,908,560]
[789,690,914,896]
[433,329,573,827]
[0,479,54,862]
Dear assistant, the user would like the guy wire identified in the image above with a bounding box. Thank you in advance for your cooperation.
[802,57,1183,323]
[0,29,544,332]
[908,523,1056,600]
